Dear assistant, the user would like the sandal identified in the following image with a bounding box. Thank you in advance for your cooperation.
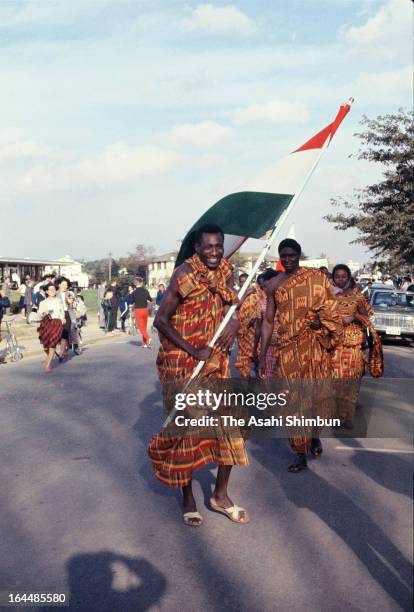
[210,498,250,524]
[183,511,204,527]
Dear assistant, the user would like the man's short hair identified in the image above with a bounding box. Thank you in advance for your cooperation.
[278,238,301,255]
[135,276,144,284]
[194,223,224,245]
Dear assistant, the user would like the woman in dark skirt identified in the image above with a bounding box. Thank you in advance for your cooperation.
[38,283,65,372]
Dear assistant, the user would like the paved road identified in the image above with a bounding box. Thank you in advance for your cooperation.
[0,338,412,611]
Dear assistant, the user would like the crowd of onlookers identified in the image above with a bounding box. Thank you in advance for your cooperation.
[0,273,87,371]
[97,277,166,348]
[355,275,414,301]
[0,272,166,368]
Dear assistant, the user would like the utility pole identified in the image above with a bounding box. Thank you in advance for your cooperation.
[108,252,112,281]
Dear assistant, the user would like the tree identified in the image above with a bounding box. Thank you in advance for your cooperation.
[118,244,155,280]
[84,258,119,284]
[325,109,414,272]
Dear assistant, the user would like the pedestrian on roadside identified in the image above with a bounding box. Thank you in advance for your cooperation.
[119,285,134,333]
[0,285,11,327]
[24,279,34,324]
[1,277,11,315]
[38,282,65,373]
[151,284,166,330]
[109,279,120,330]
[3,276,11,298]
[29,284,47,324]
[132,277,152,347]
[361,280,373,301]
[55,276,72,361]
[18,281,26,316]
[155,284,166,310]
[66,293,85,355]
[11,271,20,288]
[102,289,115,335]
[97,279,106,329]
[34,274,51,294]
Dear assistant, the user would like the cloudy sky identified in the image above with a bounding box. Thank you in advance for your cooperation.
[0,0,412,264]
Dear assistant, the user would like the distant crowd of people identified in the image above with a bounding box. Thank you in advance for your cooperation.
[0,273,87,372]
[97,277,166,348]
[356,275,414,301]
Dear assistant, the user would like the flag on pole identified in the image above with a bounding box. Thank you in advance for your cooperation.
[175,102,351,266]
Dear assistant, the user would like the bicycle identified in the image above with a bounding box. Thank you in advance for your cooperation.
[0,317,23,362]
[125,305,137,335]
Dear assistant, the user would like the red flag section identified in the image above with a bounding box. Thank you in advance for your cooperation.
[292,102,351,153]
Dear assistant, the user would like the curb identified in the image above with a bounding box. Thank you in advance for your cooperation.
[4,331,138,364]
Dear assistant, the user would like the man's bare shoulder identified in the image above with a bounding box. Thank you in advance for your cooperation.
[173,262,192,280]
[167,262,192,289]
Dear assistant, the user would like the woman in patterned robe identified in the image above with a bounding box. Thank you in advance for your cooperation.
[331,264,383,427]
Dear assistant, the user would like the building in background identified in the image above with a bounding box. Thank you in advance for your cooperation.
[0,257,66,285]
[146,251,341,286]
[0,255,89,287]
[147,252,177,287]
[44,255,89,288]
[300,257,330,270]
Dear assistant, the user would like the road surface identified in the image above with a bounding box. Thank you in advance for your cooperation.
[0,337,412,611]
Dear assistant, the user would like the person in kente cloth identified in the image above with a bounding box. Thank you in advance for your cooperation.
[148,223,250,527]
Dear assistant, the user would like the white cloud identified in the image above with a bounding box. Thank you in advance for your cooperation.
[233,100,310,125]
[355,65,412,99]
[15,143,183,193]
[340,0,412,62]
[183,4,253,33]
[196,153,227,169]
[0,129,72,162]
[165,121,232,148]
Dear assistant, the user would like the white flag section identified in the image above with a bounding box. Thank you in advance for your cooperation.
[222,147,325,258]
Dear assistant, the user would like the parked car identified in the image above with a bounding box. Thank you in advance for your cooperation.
[370,288,414,342]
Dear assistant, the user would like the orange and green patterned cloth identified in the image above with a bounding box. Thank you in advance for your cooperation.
[270,267,343,453]
[148,254,248,487]
[235,287,262,378]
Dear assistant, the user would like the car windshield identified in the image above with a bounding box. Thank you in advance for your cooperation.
[373,292,414,308]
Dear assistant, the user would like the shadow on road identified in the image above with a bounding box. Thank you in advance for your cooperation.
[41,552,167,612]
[249,437,412,611]
[334,438,413,498]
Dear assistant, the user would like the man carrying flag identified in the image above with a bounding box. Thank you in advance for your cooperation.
[148,224,250,527]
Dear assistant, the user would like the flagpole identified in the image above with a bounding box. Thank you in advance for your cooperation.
[163,100,352,425]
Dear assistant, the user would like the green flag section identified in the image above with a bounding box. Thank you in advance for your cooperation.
[176,191,293,266]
